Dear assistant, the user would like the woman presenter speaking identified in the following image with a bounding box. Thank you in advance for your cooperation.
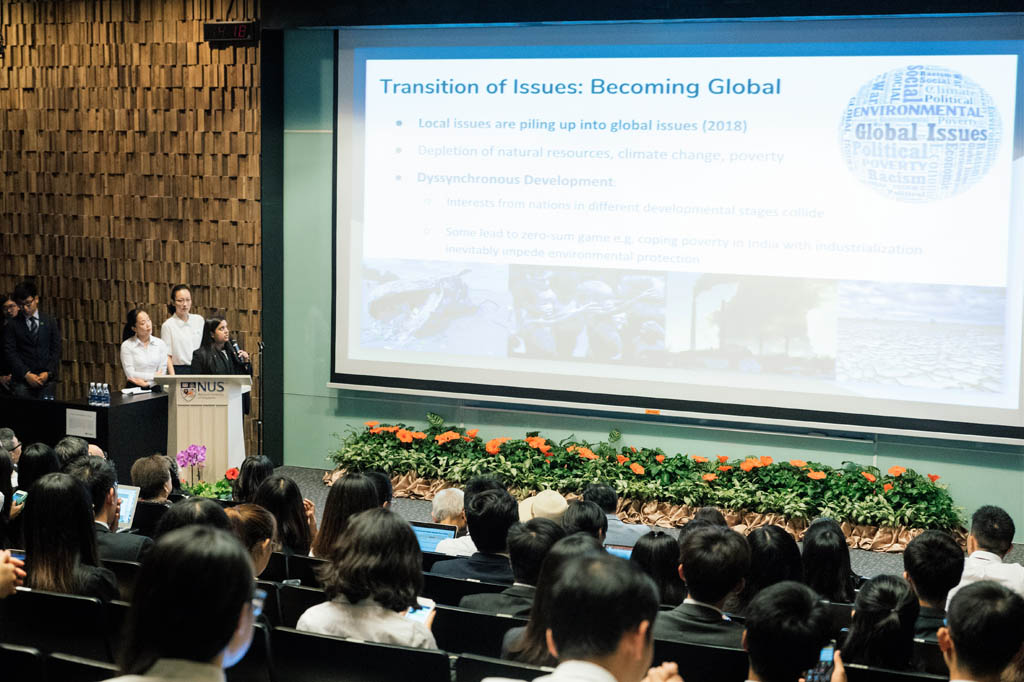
[190,315,252,413]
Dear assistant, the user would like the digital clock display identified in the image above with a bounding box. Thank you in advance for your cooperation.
[203,21,259,43]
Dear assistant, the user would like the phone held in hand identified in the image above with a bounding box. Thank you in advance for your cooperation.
[12,490,27,505]
[805,641,836,682]
[405,597,436,624]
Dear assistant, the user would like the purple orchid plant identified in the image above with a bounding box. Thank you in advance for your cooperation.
[176,444,207,487]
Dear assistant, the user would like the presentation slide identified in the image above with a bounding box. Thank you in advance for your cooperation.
[332,16,1024,437]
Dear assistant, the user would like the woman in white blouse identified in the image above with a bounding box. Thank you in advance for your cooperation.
[160,284,205,375]
[120,309,172,388]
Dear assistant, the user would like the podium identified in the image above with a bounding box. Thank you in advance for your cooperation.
[154,375,251,482]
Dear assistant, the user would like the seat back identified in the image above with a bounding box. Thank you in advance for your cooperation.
[454,652,552,682]
[270,626,450,682]
[912,639,947,676]
[101,559,142,601]
[652,639,748,682]
[131,501,169,538]
[105,599,132,661]
[258,551,288,583]
[822,601,854,639]
[843,663,947,682]
[278,583,327,628]
[288,554,327,587]
[432,604,527,658]
[422,572,508,606]
[0,643,44,680]
[0,587,112,661]
[422,551,448,573]
[226,621,273,682]
[46,652,120,682]
[256,580,282,627]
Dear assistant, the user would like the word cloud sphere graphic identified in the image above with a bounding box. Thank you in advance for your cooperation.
[838,65,1001,202]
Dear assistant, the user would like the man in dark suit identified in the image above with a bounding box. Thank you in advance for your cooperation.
[4,281,61,399]
[743,582,831,682]
[67,455,153,562]
[431,488,519,584]
[460,517,566,616]
[653,524,748,647]
[904,530,964,642]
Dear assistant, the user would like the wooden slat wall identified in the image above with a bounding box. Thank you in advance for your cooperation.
[0,0,262,455]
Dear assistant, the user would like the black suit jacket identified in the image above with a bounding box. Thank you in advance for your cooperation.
[94,522,153,562]
[459,583,535,616]
[3,312,61,382]
[914,605,945,642]
[430,552,514,584]
[652,602,745,648]
[190,344,252,413]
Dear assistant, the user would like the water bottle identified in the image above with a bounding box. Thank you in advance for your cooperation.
[101,383,110,406]
[88,382,97,405]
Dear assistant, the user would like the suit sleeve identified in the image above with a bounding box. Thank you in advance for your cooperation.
[190,348,207,374]
[46,315,61,379]
[4,323,29,379]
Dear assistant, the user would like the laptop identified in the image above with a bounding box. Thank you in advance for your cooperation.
[116,484,142,529]
[410,521,458,553]
[605,544,633,559]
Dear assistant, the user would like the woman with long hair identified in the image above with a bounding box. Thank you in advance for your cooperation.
[630,530,686,606]
[234,455,275,503]
[839,574,919,670]
[731,525,803,615]
[252,475,317,556]
[0,448,16,547]
[21,472,118,601]
[226,504,279,577]
[15,442,59,493]
[189,315,251,375]
[310,472,379,558]
[120,308,172,388]
[160,283,205,375]
[802,518,858,603]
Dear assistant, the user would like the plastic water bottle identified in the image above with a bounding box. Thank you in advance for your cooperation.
[88,382,97,405]
[101,383,110,406]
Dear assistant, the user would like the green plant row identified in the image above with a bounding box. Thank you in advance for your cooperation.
[329,414,963,531]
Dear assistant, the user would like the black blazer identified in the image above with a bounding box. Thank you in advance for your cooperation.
[94,522,153,563]
[3,312,61,382]
[652,602,745,648]
[189,343,250,376]
[430,552,515,584]
[459,583,535,617]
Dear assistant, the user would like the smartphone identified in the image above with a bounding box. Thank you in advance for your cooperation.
[9,550,25,562]
[12,490,27,505]
[405,597,436,624]
[805,642,835,682]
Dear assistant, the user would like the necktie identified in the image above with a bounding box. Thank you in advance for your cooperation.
[28,317,38,337]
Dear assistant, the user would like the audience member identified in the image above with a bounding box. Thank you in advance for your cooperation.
[226,503,278,577]
[298,508,436,649]
[109,526,256,679]
[946,505,1024,607]
[153,497,231,539]
[4,280,61,399]
[67,456,153,562]
[55,435,89,470]
[583,483,650,546]
[163,454,184,495]
[364,469,394,508]
[937,581,1024,682]
[653,524,749,647]
[234,454,275,503]
[131,454,173,503]
[160,283,205,375]
[431,487,466,530]
[630,530,686,607]
[435,474,505,556]
[310,472,379,558]
[0,549,25,597]
[432,488,519,583]
[0,428,21,486]
[120,308,172,388]
[903,530,965,641]
[519,489,569,523]
[743,581,831,682]
[839,574,919,671]
[22,472,118,601]
[562,499,608,541]
[461,518,566,616]
[15,442,59,491]
[693,506,728,526]
[0,448,17,546]
[253,474,316,556]
[730,525,802,615]
[801,518,857,603]
[0,293,18,393]
[88,443,107,459]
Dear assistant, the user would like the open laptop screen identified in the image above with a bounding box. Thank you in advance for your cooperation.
[411,521,458,553]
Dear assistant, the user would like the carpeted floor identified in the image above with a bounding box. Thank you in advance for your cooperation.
[278,464,1024,579]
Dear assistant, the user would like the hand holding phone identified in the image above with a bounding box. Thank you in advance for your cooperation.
[405,597,436,628]
[805,642,836,682]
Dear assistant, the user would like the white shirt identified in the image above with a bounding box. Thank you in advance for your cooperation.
[160,313,205,365]
[436,534,477,557]
[484,660,613,682]
[102,658,225,681]
[297,595,437,650]
[120,335,169,385]
[946,550,1024,609]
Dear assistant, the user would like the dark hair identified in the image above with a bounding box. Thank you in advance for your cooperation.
[154,498,231,539]
[801,518,856,603]
[317,508,421,611]
[508,533,606,666]
[235,455,274,503]
[970,505,1015,556]
[119,526,254,674]
[736,525,803,611]
[364,470,393,507]
[464,474,505,500]
[0,448,13,540]
[679,525,750,605]
[465,488,519,554]
[582,483,618,514]
[200,315,227,351]
[507,518,567,586]
[122,307,148,342]
[547,553,660,661]
[17,443,60,491]
[13,280,38,301]
[226,504,277,553]
[55,436,89,470]
[311,473,380,558]
[22,473,102,594]
[252,475,311,556]
[904,530,965,606]
[562,500,608,540]
[840,575,919,670]
[167,284,191,315]
[67,455,117,516]
[948,581,1024,677]
[745,582,832,682]
[131,454,172,500]
[693,506,728,526]
[631,530,686,606]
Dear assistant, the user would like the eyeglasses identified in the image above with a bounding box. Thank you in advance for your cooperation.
[252,588,267,618]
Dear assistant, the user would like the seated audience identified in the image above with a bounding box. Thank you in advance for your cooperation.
[0,448,17,536]
[432,488,519,583]
[55,434,89,470]
[164,454,185,495]
[431,487,467,531]
[365,469,393,508]
[298,508,436,649]
[131,454,173,503]
[583,482,650,546]
[693,506,728,526]
[226,503,278,577]
[729,525,802,615]
[22,472,118,601]
[435,474,505,556]
[742,581,832,682]
[153,497,231,539]
[0,428,20,486]
[903,530,965,641]
[562,499,608,541]
[253,474,316,556]
[234,455,274,503]
[518,489,569,523]
[0,549,25,597]
[310,472,379,558]
[653,524,749,647]
[630,530,686,606]
[839,574,919,671]
[504,533,606,665]
[461,518,566,616]
[67,456,153,562]
[935,581,1024,682]
[15,442,60,492]
[946,505,1024,607]
[120,308,171,388]
[108,526,256,679]
[801,517,857,603]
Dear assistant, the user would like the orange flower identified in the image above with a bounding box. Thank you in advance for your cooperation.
[369,427,384,434]
[465,429,479,438]
[927,474,941,483]
[578,447,599,461]
[364,420,379,427]
[807,470,827,480]
[718,465,733,472]
[485,437,509,455]
[888,465,906,477]
[702,473,717,481]
[740,459,757,472]
[883,483,893,492]
[225,467,239,480]
[655,454,666,463]
[692,455,709,463]
[789,459,807,468]
[717,455,729,463]
[395,429,413,443]
[381,425,400,433]
[760,455,773,466]
[861,471,876,483]
[525,436,549,450]
[411,431,426,440]
[539,443,552,455]
[630,462,645,475]
[435,430,461,444]
[630,446,638,454]
[616,454,629,465]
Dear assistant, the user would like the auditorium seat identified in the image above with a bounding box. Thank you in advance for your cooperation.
[102,558,142,601]
[256,580,282,627]
[278,583,327,627]
[422,551,448,573]
[651,639,748,682]
[131,501,170,538]
[843,663,947,682]
[822,600,854,639]
[270,626,451,682]
[454,652,553,681]
[432,604,527,658]
[46,652,120,682]
[287,554,327,587]
[0,588,113,661]
[911,640,947,677]
[226,621,272,682]
[258,551,288,583]
[421,572,508,606]
[0,643,44,680]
